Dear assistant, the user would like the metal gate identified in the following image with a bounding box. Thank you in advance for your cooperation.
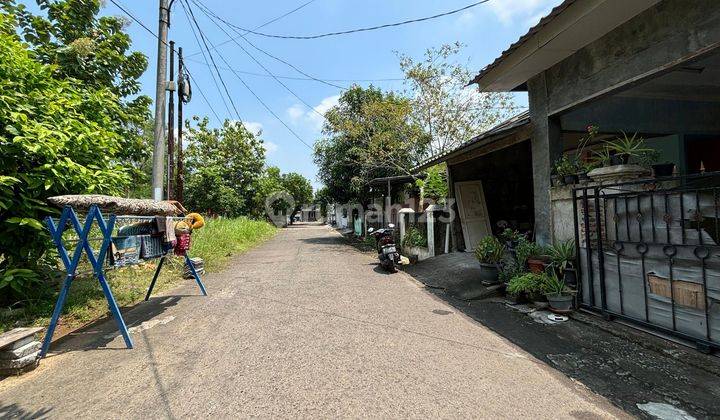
[572,173,720,352]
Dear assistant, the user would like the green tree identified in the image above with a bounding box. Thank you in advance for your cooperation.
[314,85,429,205]
[5,0,153,187]
[416,164,449,204]
[397,42,518,157]
[281,172,313,223]
[314,187,331,218]
[0,13,130,298]
[183,117,266,216]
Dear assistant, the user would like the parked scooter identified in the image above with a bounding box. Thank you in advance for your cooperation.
[368,224,401,272]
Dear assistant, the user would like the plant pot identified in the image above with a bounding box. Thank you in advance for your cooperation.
[479,263,500,284]
[546,293,574,313]
[562,175,578,185]
[509,291,529,304]
[610,154,629,165]
[527,258,548,274]
[652,163,675,178]
[563,267,577,287]
[577,172,590,184]
[551,175,562,187]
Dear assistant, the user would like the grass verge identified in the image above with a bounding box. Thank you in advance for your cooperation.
[0,217,276,334]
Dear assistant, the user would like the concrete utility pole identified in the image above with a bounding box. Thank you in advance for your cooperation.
[151,0,170,201]
[177,47,185,203]
[167,40,176,200]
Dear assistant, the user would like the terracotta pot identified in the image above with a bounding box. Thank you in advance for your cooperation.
[527,258,547,274]
[652,163,675,177]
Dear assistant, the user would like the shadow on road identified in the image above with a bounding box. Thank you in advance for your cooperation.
[0,402,53,419]
[45,293,194,357]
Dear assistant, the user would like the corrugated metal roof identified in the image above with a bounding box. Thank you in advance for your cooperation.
[469,0,575,87]
[415,111,531,171]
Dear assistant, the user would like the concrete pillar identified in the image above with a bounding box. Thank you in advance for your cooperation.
[398,208,414,247]
[528,72,563,245]
[426,207,435,258]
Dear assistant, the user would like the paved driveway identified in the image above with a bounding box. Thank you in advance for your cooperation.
[0,223,626,418]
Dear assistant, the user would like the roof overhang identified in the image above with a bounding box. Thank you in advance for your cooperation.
[471,0,661,91]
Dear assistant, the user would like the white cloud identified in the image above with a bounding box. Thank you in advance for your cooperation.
[242,121,263,136]
[264,141,278,154]
[286,94,340,131]
[456,10,476,28]
[286,104,304,122]
[487,0,557,26]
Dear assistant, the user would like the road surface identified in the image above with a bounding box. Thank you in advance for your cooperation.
[0,223,626,418]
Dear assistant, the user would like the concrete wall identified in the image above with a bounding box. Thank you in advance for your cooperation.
[527,0,720,244]
[544,0,720,114]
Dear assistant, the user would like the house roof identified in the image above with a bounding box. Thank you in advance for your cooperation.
[470,0,660,91]
[415,111,531,171]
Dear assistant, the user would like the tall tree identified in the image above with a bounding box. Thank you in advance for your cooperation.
[0,12,130,298]
[314,85,429,205]
[397,42,518,157]
[5,0,152,185]
[183,117,266,216]
[281,172,313,223]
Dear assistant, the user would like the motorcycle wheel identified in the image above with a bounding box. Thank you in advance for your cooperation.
[381,259,396,273]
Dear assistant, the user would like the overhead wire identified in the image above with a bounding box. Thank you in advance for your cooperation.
[182,0,314,150]
[190,0,347,91]
[188,0,318,56]
[107,0,223,121]
[193,1,325,119]
[195,0,492,40]
[181,0,243,120]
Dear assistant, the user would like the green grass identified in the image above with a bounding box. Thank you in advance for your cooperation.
[0,217,276,333]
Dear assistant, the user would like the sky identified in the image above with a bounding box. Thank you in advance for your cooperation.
[96,0,559,190]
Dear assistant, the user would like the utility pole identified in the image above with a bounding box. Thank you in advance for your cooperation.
[151,0,170,201]
[167,40,176,200]
[177,47,185,203]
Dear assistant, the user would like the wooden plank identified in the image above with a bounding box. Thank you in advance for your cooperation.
[0,328,43,350]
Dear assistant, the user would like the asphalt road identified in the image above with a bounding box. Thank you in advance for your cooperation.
[0,223,627,418]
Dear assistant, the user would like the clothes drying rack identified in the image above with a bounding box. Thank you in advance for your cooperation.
[41,205,207,357]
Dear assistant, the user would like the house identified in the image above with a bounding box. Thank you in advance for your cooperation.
[298,204,318,222]
[419,0,720,351]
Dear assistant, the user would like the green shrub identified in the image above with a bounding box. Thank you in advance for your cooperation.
[0,16,130,300]
[507,272,547,295]
[402,226,427,248]
[514,238,547,268]
[474,236,506,264]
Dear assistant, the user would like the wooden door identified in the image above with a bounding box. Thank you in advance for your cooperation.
[454,181,492,250]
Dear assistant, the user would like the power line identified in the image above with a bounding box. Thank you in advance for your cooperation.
[183,0,314,150]
[186,0,318,57]
[193,1,325,119]
[184,58,404,83]
[181,0,242,120]
[202,0,492,40]
[107,0,223,121]
[190,0,346,91]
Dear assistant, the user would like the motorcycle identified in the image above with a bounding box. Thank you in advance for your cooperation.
[368,224,401,272]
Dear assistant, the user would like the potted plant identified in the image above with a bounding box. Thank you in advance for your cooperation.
[499,228,524,250]
[544,270,575,313]
[652,162,675,177]
[515,239,548,274]
[606,131,652,165]
[474,235,506,285]
[507,272,546,303]
[547,239,577,286]
[553,155,579,185]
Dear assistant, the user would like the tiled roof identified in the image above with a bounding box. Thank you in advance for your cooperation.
[415,111,530,170]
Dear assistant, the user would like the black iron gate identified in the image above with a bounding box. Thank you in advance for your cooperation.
[573,173,720,352]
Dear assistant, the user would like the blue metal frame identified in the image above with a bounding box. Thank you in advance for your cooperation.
[41,205,208,357]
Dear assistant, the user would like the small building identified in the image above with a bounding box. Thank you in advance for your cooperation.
[421,0,720,351]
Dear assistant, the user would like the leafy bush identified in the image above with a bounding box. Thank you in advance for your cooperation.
[402,226,427,248]
[0,16,130,300]
[507,272,547,296]
[417,164,448,203]
[474,235,505,264]
[514,238,547,268]
[547,239,575,271]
